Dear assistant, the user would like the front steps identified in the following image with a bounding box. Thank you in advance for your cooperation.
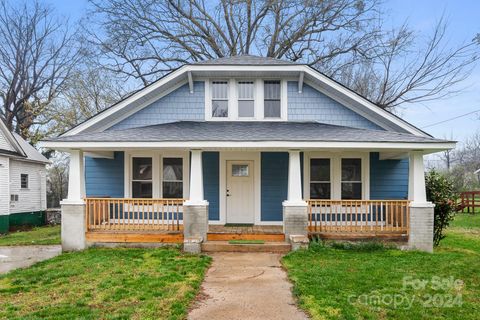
[202,241,291,253]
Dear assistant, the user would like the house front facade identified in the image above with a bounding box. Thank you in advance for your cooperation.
[0,120,48,233]
[40,55,455,252]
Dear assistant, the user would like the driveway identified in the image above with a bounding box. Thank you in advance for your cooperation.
[0,245,62,274]
[189,252,309,320]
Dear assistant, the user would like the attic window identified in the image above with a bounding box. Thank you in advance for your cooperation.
[211,81,229,117]
[264,80,281,118]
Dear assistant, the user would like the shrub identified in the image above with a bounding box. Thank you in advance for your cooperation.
[425,170,458,246]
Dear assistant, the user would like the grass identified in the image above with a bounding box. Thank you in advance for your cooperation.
[0,225,61,246]
[0,247,211,319]
[283,213,480,320]
[228,240,265,244]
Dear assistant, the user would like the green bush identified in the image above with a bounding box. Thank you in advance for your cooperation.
[425,170,458,246]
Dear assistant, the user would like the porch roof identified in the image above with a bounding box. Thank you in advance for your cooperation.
[45,121,452,145]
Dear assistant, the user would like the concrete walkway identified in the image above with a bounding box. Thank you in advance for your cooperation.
[189,252,309,320]
[0,245,62,274]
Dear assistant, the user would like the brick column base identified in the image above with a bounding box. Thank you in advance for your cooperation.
[283,202,308,241]
[61,202,86,251]
[408,203,435,253]
[183,203,209,252]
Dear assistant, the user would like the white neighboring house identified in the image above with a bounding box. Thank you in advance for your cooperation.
[0,119,49,234]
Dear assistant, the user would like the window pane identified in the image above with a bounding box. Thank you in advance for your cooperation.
[232,164,249,177]
[264,100,281,118]
[163,158,183,181]
[310,183,331,199]
[341,182,362,199]
[238,100,254,117]
[212,81,228,99]
[341,158,361,181]
[238,81,254,99]
[163,182,183,198]
[264,81,280,99]
[21,174,28,188]
[132,181,152,198]
[310,159,330,181]
[212,100,228,117]
[132,158,152,180]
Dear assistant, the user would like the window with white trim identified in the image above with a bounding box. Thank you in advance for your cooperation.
[264,80,281,118]
[341,158,362,199]
[132,157,152,198]
[162,158,183,198]
[211,81,229,117]
[310,159,331,199]
[237,81,254,118]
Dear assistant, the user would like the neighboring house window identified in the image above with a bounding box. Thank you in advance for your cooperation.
[20,174,29,189]
[341,158,362,199]
[162,158,183,198]
[237,81,254,118]
[264,80,281,118]
[310,159,331,199]
[132,157,152,198]
[212,81,229,117]
[10,194,18,202]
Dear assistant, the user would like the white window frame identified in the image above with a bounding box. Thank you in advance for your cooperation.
[236,80,255,119]
[124,150,189,199]
[210,79,230,119]
[130,156,153,198]
[161,157,185,198]
[205,79,287,121]
[340,158,363,200]
[304,152,370,200]
[309,158,332,200]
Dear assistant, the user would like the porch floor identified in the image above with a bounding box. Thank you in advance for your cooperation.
[208,225,283,234]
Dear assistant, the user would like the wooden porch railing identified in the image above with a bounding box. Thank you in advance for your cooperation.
[308,200,410,235]
[85,198,185,232]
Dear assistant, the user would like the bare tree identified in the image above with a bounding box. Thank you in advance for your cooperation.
[87,0,479,110]
[0,0,80,143]
[46,151,69,208]
[87,0,382,86]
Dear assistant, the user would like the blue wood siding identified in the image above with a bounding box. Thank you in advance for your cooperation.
[370,152,409,200]
[288,82,383,130]
[85,151,124,198]
[203,152,220,220]
[110,82,205,130]
[261,152,288,221]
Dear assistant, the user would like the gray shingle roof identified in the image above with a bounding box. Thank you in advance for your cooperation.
[193,55,301,66]
[49,121,450,144]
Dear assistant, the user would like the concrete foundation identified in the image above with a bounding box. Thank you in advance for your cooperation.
[283,203,308,240]
[289,235,309,251]
[183,236,203,254]
[408,203,435,253]
[61,202,86,251]
[183,203,209,241]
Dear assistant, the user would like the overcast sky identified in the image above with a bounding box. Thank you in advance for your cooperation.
[46,0,480,146]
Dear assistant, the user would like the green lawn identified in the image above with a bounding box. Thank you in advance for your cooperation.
[0,247,211,319]
[283,213,480,320]
[0,225,61,246]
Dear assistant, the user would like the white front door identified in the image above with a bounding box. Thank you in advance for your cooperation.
[226,160,255,224]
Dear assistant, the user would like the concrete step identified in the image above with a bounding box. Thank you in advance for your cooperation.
[201,241,291,253]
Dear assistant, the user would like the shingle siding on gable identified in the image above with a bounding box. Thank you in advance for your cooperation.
[110,82,205,130]
[287,82,383,130]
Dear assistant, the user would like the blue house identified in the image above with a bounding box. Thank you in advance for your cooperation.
[41,55,455,253]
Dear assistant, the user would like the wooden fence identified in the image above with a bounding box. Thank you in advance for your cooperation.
[458,191,480,213]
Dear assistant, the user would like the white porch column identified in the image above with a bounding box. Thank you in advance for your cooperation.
[186,149,206,205]
[61,149,86,251]
[408,151,434,253]
[184,150,208,253]
[283,150,308,244]
[66,150,85,203]
[285,150,306,205]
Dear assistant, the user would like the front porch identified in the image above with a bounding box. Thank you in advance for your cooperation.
[58,147,434,252]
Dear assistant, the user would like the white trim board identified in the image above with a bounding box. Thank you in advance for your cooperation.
[57,64,433,138]
[41,140,456,153]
